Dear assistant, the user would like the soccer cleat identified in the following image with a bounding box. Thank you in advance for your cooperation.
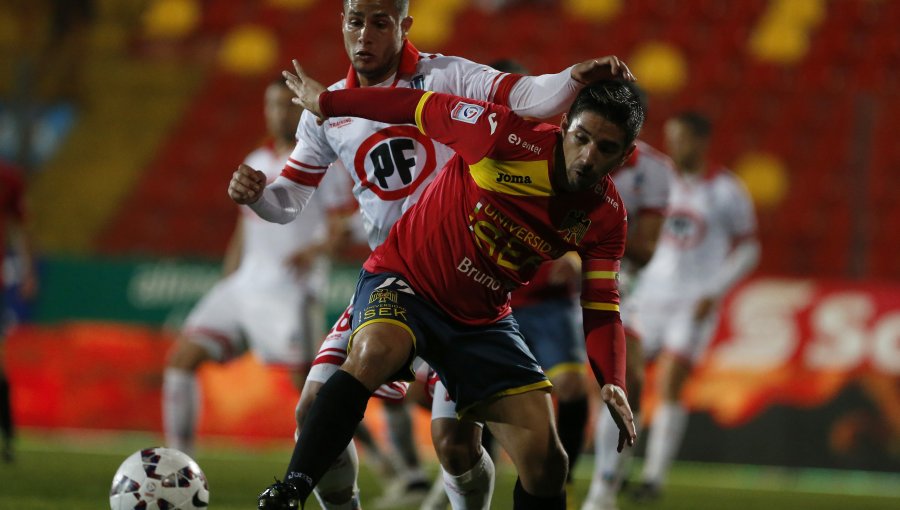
[258,479,303,509]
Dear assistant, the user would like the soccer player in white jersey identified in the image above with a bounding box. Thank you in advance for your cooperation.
[628,112,760,502]
[162,78,356,457]
[232,1,645,508]
[582,131,674,509]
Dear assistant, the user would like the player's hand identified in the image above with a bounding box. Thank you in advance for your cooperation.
[228,164,266,205]
[283,59,327,120]
[600,383,637,452]
[571,56,636,85]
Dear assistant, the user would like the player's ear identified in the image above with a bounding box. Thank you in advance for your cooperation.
[401,15,413,36]
[560,113,569,132]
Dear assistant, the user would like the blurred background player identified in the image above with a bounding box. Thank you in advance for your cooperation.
[628,112,760,502]
[582,86,674,510]
[0,158,39,463]
[162,77,356,457]
[250,1,647,508]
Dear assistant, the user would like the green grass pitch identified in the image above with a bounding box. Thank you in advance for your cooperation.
[1,433,898,509]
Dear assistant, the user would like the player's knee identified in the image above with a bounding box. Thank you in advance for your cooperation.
[166,339,210,371]
[518,440,568,495]
[432,422,481,474]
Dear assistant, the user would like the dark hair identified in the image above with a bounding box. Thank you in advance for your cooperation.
[488,58,529,75]
[343,0,409,16]
[567,80,645,147]
[671,111,712,139]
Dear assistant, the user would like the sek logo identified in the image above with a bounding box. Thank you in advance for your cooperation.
[450,101,485,124]
[496,173,532,184]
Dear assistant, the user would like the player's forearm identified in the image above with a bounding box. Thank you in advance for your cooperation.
[248,176,315,224]
[583,310,627,391]
[506,66,581,119]
[706,237,760,298]
[320,88,427,125]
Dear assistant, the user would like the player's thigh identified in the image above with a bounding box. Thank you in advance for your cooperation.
[240,284,320,367]
[479,390,567,490]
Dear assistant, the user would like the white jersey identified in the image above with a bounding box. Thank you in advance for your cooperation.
[234,143,352,288]
[283,41,578,249]
[634,166,756,299]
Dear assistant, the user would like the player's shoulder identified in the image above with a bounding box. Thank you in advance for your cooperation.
[635,140,674,170]
[415,52,490,78]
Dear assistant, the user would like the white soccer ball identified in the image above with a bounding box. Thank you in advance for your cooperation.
[110,447,210,509]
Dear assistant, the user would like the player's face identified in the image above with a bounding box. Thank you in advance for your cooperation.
[265,84,301,144]
[342,0,412,86]
[559,111,633,193]
[664,119,702,169]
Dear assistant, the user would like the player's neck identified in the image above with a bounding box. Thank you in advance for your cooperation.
[357,69,398,87]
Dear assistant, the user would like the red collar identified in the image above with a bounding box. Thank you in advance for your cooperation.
[345,39,422,89]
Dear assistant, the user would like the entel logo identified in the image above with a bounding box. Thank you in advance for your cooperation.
[507,133,541,154]
[508,134,520,145]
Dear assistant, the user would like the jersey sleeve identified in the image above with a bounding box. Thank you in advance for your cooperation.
[580,258,626,389]
[638,159,673,215]
[722,174,757,239]
[429,55,524,108]
[415,91,517,164]
[282,110,338,188]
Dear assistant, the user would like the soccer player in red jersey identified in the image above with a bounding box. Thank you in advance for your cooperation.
[0,160,38,463]
[236,63,642,509]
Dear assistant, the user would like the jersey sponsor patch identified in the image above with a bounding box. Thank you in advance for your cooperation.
[450,101,485,124]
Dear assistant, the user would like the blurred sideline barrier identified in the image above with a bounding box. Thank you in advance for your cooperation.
[5,269,899,471]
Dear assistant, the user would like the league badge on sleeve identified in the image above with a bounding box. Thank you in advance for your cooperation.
[450,102,486,124]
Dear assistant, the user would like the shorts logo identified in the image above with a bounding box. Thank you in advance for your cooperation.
[450,102,485,124]
[369,288,398,304]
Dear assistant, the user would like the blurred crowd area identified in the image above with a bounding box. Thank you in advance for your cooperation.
[3,0,899,279]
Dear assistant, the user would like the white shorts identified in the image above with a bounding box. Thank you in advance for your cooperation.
[184,275,324,367]
[306,297,410,401]
[631,293,719,364]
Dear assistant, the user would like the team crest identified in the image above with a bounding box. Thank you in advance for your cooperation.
[369,288,398,304]
[559,210,591,245]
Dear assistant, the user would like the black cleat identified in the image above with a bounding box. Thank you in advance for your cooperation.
[258,479,303,509]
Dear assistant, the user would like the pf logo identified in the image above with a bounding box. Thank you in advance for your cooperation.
[354,126,437,200]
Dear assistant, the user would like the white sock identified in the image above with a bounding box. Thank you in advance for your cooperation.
[313,441,361,510]
[585,409,641,504]
[442,449,495,510]
[641,402,688,486]
[162,368,199,456]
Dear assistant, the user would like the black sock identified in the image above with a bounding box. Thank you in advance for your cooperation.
[0,374,12,445]
[284,370,371,503]
[557,397,588,479]
[513,477,565,510]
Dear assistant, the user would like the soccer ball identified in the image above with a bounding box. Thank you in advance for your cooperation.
[109,447,209,509]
